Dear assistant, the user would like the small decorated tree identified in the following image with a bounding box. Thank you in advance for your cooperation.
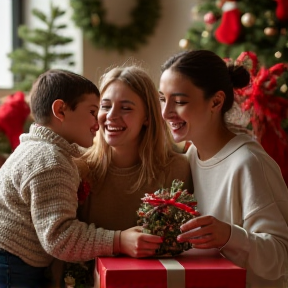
[181,0,288,67]
[8,2,75,91]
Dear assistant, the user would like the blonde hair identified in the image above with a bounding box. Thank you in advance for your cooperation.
[82,65,174,192]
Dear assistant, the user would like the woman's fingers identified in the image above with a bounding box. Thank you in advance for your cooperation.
[177,216,231,249]
[180,215,214,232]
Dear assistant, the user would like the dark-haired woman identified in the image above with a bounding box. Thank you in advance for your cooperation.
[159,50,288,288]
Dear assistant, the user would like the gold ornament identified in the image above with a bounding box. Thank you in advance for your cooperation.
[201,30,209,38]
[264,27,278,36]
[179,39,189,49]
[241,13,256,27]
[274,51,282,58]
[280,84,288,93]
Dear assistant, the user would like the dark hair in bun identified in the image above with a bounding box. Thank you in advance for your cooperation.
[161,49,250,114]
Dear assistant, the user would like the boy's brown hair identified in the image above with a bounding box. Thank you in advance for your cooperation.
[30,69,100,125]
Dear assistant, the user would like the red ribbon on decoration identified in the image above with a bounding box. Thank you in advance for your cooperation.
[234,51,288,143]
[233,51,288,185]
[142,192,199,216]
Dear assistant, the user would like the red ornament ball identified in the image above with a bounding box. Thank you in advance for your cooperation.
[204,12,217,25]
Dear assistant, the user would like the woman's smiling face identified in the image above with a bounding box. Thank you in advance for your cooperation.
[98,80,147,149]
[159,69,212,143]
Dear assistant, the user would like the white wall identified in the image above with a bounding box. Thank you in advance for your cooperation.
[83,0,196,86]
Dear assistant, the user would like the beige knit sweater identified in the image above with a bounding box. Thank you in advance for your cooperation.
[0,124,114,268]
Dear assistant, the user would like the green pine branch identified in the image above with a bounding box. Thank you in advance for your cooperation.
[8,2,74,91]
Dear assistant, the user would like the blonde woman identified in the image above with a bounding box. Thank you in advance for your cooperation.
[79,65,192,258]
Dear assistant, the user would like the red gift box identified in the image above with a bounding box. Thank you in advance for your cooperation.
[96,248,246,288]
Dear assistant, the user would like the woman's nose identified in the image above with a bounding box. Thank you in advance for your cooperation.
[161,101,173,120]
[106,107,119,120]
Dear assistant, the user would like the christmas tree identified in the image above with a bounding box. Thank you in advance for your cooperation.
[180,0,288,186]
[8,3,75,92]
[182,0,288,68]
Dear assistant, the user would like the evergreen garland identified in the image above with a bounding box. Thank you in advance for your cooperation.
[70,0,161,52]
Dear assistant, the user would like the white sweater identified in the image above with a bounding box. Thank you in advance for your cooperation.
[0,124,114,267]
[187,134,288,288]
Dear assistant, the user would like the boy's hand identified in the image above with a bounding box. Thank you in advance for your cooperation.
[120,226,163,258]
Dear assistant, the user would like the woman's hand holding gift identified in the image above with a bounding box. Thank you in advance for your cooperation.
[177,215,231,249]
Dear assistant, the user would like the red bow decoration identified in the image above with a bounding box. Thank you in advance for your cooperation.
[233,51,288,185]
[137,180,199,256]
[77,180,91,205]
[0,91,30,150]
[142,191,200,216]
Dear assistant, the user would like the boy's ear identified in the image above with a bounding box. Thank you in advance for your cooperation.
[52,99,66,122]
[211,91,225,112]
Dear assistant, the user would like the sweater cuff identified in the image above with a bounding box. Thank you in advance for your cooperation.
[219,224,249,267]
[113,230,121,256]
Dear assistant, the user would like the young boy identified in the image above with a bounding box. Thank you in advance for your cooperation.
[0,70,119,287]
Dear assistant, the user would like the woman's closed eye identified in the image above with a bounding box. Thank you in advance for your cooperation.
[174,96,188,105]
[100,105,111,110]
[175,101,188,105]
[159,95,187,105]
[159,96,166,103]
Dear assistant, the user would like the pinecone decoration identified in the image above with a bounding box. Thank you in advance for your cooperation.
[137,179,200,256]
[64,261,94,288]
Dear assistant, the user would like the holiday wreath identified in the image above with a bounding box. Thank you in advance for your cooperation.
[70,0,161,52]
[137,179,200,256]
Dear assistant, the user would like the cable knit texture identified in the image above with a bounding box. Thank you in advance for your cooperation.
[0,124,114,268]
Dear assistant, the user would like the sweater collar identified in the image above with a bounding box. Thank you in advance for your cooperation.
[191,134,257,167]
[108,163,141,176]
[20,123,82,158]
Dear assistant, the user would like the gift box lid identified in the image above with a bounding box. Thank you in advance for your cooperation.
[96,248,246,288]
